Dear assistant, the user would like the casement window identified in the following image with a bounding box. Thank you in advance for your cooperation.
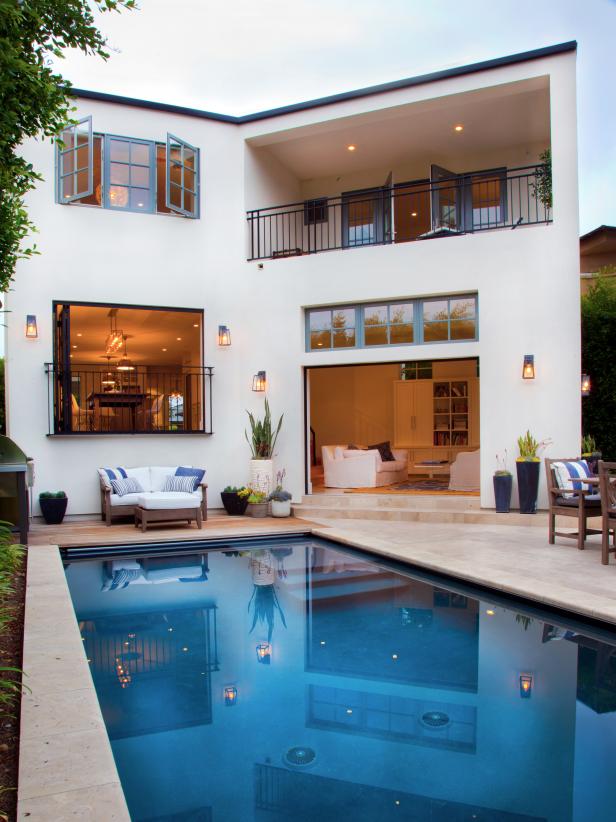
[304,198,328,225]
[56,116,200,218]
[306,294,477,351]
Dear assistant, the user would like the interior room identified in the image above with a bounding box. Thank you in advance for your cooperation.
[308,358,480,494]
[52,302,205,433]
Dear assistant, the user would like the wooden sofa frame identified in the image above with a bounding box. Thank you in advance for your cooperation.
[598,460,616,565]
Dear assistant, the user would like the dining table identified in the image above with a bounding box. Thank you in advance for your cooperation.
[88,390,147,431]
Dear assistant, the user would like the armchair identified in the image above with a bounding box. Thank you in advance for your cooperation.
[598,461,616,565]
[322,445,408,488]
[544,458,602,551]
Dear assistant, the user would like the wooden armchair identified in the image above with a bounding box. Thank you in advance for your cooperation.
[544,458,602,551]
[598,461,616,565]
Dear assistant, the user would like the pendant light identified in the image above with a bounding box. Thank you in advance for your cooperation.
[116,336,135,371]
[101,356,117,389]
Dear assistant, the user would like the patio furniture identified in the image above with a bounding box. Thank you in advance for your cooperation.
[98,465,207,525]
[135,493,203,532]
[321,445,408,488]
[598,461,616,565]
[544,458,602,551]
[448,449,480,491]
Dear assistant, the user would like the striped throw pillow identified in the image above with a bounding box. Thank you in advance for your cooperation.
[552,460,592,498]
[163,475,196,494]
[103,467,128,481]
[110,477,143,497]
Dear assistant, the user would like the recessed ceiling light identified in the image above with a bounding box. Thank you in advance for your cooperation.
[72,344,77,349]
[347,144,356,151]
[77,333,82,337]
[193,323,199,328]
[177,337,182,341]
[486,609,495,616]
[454,124,464,132]
[411,212,417,217]
[162,348,167,352]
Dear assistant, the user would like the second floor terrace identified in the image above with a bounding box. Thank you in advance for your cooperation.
[245,74,553,261]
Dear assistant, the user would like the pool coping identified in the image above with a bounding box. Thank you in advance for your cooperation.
[17,524,616,820]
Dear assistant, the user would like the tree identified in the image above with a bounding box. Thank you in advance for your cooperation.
[581,273,616,459]
[0,0,136,292]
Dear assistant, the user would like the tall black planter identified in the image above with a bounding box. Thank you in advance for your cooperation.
[493,474,513,513]
[516,461,540,514]
[39,496,68,525]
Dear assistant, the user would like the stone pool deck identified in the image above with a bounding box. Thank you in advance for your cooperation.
[18,511,616,819]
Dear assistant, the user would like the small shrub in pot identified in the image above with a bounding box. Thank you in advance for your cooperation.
[39,491,68,525]
[221,486,251,516]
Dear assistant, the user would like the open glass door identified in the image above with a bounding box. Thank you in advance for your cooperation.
[430,165,460,233]
[54,304,72,432]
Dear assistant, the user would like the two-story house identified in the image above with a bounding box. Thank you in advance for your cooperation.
[5,41,580,516]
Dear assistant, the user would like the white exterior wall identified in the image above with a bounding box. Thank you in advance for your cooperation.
[5,50,579,516]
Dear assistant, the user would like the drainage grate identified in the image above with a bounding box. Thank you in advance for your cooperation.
[284,746,317,768]
[420,711,451,728]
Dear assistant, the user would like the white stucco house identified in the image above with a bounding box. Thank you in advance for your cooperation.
[5,41,581,516]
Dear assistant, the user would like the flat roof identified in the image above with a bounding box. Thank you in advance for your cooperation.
[71,40,576,125]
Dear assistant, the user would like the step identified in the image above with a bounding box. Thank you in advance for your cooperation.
[299,492,481,512]
[293,503,548,527]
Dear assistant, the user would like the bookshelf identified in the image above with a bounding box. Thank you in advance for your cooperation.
[433,380,469,447]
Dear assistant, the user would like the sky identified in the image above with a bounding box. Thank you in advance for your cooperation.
[55,0,616,234]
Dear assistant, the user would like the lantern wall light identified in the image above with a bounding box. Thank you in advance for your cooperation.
[256,642,271,664]
[581,374,591,397]
[519,673,533,698]
[218,325,231,346]
[224,685,238,705]
[25,315,38,339]
[522,354,535,380]
[252,371,267,392]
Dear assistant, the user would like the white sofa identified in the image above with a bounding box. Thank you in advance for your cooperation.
[448,450,480,491]
[98,466,207,525]
[322,445,408,489]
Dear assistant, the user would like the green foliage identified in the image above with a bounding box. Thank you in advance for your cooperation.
[0,357,5,434]
[582,276,616,459]
[248,491,267,504]
[0,0,136,291]
[39,490,66,499]
[248,584,287,642]
[517,430,540,461]
[223,486,251,497]
[581,434,598,456]
[532,147,552,209]
[245,398,283,459]
[0,523,25,714]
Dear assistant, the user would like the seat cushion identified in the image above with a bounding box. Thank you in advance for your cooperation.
[110,492,143,507]
[137,492,201,510]
[555,494,601,508]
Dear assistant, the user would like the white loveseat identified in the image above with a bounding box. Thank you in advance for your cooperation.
[322,446,408,489]
[98,466,208,525]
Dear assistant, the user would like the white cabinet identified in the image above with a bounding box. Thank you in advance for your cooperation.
[394,377,479,449]
[393,380,433,447]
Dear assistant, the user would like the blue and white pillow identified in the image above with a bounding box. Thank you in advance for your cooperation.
[164,475,197,494]
[102,467,128,481]
[110,477,144,497]
[175,466,205,491]
[552,460,592,498]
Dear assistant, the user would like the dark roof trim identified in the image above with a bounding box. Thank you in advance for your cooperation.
[580,225,616,242]
[71,40,577,125]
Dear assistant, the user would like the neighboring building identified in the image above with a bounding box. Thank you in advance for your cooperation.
[5,41,580,514]
[580,225,616,295]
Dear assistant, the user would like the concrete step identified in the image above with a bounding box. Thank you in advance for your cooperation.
[293,503,547,527]
[299,492,481,512]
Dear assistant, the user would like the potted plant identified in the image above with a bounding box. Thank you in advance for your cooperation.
[220,485,251,516]
[516,431,550,514]
[247,490,269,518]
[581,434,602,475]
[531,147,552,210]
[493,451,512,513]
[249,550,287,643]
[39,491,68,524]
[245,398,283,496]
[268,470,292,517]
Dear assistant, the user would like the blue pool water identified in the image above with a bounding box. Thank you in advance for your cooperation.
[64,536,616,822]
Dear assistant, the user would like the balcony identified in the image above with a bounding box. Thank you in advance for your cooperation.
[45,363,213,435]
[247,164,551,261]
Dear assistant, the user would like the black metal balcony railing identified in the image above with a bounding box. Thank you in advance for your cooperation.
[45,363,213,435]
[247,164,552,261]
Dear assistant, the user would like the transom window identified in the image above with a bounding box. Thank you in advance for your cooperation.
[306,294,477,351]
[56,116,200,218]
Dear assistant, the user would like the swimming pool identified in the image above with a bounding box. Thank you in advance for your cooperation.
[64,534,616,822]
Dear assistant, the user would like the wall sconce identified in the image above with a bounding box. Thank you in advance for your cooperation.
[256,642,271,664]
[25,315,38,339]
[218,325,231,346]
[522,355,535,380]
[581,374,591,397]
[252,371,267,392]
[224,685,238,705]
[519,673,533,698]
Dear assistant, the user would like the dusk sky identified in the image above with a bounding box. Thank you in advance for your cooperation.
[55,0,616,234]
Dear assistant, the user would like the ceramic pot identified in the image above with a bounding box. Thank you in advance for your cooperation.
[220,492,249,516]
[248,501,269,518]
[493,474,512,513]
[271,499,291,518]
[516,460,540,514]
[39,496,68,525]
[249,459,273,496]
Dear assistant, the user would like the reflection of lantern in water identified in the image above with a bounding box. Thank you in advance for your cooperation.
[115,656,132,688]
[224,686,238,705]
[519,673,533,698]
[256,643,271,664]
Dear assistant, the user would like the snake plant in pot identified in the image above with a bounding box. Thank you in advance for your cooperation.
[245,398,283,496]
[516,431,550,514]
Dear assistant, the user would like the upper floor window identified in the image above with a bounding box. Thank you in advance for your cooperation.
[306,294,477,351]
[56,116,200,218]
